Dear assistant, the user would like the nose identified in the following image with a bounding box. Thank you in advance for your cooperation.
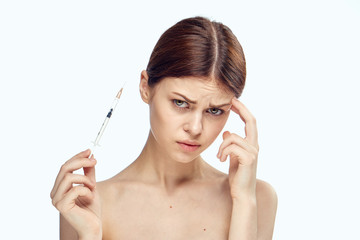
[183,112,203,136]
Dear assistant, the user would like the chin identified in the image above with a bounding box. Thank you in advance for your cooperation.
[170,151,202,164]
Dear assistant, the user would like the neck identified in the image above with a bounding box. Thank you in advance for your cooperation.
[133,131,205,193]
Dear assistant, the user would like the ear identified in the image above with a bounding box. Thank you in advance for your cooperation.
[139,70,151,104]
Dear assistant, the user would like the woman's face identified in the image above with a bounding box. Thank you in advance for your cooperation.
[142,75,235,163]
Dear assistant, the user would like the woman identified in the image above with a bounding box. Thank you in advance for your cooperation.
[51,16,277,239]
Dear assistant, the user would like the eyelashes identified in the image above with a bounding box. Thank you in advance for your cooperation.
[208,108,223,116]
[172,99,224,116]
[174,99,188,108]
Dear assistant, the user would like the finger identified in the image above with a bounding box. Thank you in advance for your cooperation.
[218,131,232,157]
[54,186,94,213]
[66,149,91,163]
[51,156,96,198]
[51,149,91,194]
[51,173,95,204]
[223,131,231,139]
[230,98,259,147]
[217,132,254,159]
[219,144,254,166]
[84,155,96,184]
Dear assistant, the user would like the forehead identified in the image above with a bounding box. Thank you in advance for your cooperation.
[154,76,234,101]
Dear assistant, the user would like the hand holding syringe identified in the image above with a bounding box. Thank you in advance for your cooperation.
[89,87,124,159]
[51,87,124,237]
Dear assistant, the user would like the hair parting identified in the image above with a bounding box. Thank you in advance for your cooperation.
[146,16,246,98]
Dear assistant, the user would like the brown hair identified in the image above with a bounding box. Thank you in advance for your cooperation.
[146,16,246,98]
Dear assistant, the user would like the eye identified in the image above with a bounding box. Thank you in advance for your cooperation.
[207,108,223,116]
[173,99,189,108]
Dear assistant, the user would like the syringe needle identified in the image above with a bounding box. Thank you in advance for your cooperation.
[89,87,124,159]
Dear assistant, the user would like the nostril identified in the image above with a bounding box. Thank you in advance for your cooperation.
[183,123,190,132]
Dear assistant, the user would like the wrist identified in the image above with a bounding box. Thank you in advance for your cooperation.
[230,182,256,200]
[232,194,257,205]
[78,228,102,240]
[79,234,102,240]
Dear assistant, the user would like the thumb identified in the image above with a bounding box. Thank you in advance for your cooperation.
[222,131,231,140]
[84,156,96,184]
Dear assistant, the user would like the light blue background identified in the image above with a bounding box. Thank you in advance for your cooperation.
[1,0,359,239]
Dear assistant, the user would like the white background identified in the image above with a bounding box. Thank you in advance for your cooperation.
[1,0,359,239]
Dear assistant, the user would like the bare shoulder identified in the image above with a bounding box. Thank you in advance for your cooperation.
[95,178,113,197]
[256,179,278,239]
[95,174,128,200]
[96,176,118,191]
[94,168,152,204]
[256,179,278,205]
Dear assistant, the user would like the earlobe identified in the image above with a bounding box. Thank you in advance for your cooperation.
[139,70,150,104]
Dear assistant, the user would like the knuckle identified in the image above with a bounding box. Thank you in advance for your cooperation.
[250,153,257,162]
[250,116,257,124]
[53,199,60,209]
[60,163,68,172]
[55,201,64,212]
[64,173,72,181]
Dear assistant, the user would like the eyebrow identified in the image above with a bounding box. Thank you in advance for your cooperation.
[171,92,232,108]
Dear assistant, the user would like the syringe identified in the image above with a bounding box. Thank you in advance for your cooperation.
[89,87,124,159]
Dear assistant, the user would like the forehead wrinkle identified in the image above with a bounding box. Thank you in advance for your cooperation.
[172,90,232,109]
[163,77,234,106]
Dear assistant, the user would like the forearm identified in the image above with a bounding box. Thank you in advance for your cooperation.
[78,226,102,240]
[79,236,102,240]
[60,214,102,240]
[228,196,257,240]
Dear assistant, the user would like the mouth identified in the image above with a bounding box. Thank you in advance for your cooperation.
[176,141,201,152]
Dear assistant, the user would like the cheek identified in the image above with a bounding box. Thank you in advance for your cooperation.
[206,120,226,137]
[149,103,180,142]
[202,115,229,144]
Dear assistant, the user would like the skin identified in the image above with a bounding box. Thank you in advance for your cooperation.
[51,70,277,240]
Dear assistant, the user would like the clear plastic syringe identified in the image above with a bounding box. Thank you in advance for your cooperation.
[89,87,124,159]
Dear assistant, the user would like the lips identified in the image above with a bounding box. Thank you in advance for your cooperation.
[177,140,201,152]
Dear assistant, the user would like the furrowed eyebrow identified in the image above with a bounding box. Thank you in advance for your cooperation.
[172,92,197,104]
[209,103,232,109]
[172,92,231,109]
